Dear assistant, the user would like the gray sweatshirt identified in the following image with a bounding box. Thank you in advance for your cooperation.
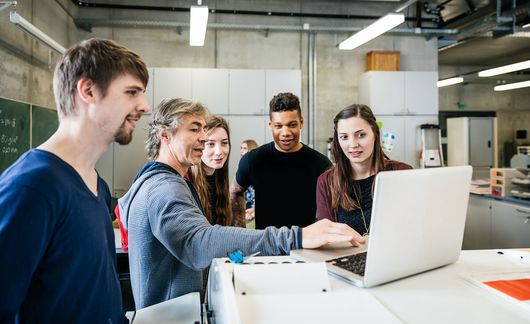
[118,163,300,309]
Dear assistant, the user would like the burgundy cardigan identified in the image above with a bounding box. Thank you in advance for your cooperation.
[315,161,412,222]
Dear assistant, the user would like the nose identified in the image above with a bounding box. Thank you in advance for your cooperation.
[138,93,150,113]
[214,144,223,155]
[199,129,208,143]
[348,137,359,148]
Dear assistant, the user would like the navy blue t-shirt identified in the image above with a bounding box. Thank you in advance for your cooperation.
[0,149,125,323]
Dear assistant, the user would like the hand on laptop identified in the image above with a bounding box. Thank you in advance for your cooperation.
[301,219,365,249]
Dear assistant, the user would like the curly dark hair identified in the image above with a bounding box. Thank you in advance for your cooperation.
[269,92,301,118]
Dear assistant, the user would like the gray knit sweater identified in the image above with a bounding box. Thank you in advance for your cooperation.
[118,164,300,309]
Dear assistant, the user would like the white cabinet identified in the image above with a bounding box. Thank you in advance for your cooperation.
[229,70,266,115]
[359,71,438,115]
[377,115,438,168]
[226,115,269,180]
[447,117,496,168]
[98,68,300,196]
[462,195,530,249]
[491,200,530,248]
[265,70,302,109]
[191,69,229,115]
[153,68,192,107]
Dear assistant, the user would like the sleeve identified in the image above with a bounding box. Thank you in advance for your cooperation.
[146,177,298,270]
[315,172,336,222]
[235,152,252,190]
[0,184,55,321]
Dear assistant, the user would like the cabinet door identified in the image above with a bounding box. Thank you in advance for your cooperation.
[192,69,229,115]
[404,115,438,169]
[265,70,302,108]
[153,68,192,107]
[469,118,494,167]
[229,70,265,115]
[113,115,151,197]
[226,115,268,180]
[359,72,405,115]
[491,200,530,248]
[463,195,492,250]
[404,72,438,115]
[145,68,154,110]
[375,116,405,163]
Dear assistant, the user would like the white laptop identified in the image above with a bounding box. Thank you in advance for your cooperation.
[290,165,473,288]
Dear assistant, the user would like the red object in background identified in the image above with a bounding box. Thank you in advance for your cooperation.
[114,205,129,252]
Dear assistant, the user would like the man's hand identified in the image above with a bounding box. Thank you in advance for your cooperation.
[301,219,365,249]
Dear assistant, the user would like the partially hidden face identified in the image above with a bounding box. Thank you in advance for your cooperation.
[168,114,208,169]
[95,73,149,145]
[202,127,230,172]
[240,142,249,157]
[269,110,303,153]
[336,116,376,167]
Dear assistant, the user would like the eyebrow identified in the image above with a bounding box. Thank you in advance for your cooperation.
[125,85,145,92]
[190,121,204,127]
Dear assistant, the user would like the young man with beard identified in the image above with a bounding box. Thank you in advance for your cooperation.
[0,38,149,323]
[230,92,332,229]
[118,98,363,309]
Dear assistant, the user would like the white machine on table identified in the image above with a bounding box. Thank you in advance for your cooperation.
[206,256,399,324]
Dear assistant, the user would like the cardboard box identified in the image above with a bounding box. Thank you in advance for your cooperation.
[366,51,400,71]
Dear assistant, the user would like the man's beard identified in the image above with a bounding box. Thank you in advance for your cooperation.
[114,122,133,145]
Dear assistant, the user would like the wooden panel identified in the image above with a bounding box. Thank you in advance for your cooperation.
[366,51,400,71]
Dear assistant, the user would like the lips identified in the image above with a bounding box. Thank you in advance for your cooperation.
[126,115,140,128]
[349,151,362,158]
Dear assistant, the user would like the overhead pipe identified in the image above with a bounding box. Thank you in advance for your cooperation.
[73,18,458,37]
[71,0,437,24]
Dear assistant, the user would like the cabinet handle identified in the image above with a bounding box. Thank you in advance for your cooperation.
[516,209,530,215]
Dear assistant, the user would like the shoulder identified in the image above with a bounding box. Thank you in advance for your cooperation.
[1,150,74,195]
[385,160,413,171]
[301,145,332,167]
[318,168,333,184]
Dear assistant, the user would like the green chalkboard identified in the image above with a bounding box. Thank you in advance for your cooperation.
[32,105,58,148]
[0,97,31,173]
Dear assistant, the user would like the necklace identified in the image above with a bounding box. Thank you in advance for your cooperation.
[352,183,369,236]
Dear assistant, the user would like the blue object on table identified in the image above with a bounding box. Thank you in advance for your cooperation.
[228,250,245,263]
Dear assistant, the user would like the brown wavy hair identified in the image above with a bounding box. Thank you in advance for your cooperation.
[327,104,389,212]
[189,116,233,226]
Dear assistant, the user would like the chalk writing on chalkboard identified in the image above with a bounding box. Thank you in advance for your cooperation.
[0,97,30,173]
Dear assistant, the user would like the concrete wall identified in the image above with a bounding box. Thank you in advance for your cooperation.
[0,0,438,155]
[0,0,78,108]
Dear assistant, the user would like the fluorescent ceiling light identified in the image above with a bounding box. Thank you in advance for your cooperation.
[478,59,530,77]
[10,11,66,54]
[190,5,209,46]
[437,77,464,87]
[494,80,530,91]
[339,13,404,50]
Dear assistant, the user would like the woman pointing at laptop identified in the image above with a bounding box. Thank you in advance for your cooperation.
[316,104,411,236]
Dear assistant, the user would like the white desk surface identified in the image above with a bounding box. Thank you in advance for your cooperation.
[128,250,530,323]
[344,249,530,323]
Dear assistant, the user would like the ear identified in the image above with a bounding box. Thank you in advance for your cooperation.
[268,119,272,129]
[76,78,97,104]
[160,131,170,143]
[299,116,304,129]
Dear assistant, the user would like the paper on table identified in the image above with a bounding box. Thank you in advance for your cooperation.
[466,271,530,314]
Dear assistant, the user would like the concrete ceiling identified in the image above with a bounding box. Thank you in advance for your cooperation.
[72,0,530,69]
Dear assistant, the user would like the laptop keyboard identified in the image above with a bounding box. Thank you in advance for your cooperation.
[326,252,367,276]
